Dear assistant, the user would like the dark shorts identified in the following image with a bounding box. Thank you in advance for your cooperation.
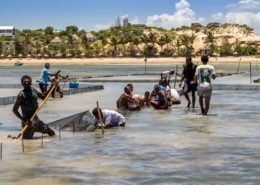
[39,83,48,93]
[22,116,55,139]
[184,81,197,92]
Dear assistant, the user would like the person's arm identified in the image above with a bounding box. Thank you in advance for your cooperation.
[13,94,26,122]
[50,70,61,77]
[179,71,185,87]
[59,74,69,79]
[191,67,199,84]
[212,67,216,80]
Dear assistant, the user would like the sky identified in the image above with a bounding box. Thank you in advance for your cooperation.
[0,0,259,34]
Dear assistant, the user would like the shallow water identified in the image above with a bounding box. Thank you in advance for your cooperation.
[0,82,259,185]
[0,63,257,84]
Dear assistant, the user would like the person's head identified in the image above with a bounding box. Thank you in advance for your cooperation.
[21,75,32,89]
[124,86,131,94]
[92,107,103,120]
[154,84,160,92]
[186,56,192,65]
[144,91,150,98]
[45,62,50,69]
[127,83,133,92]
[201,55,209,64]
[161,80,168,87]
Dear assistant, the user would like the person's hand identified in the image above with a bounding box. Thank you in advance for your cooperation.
[190,81,196,85]
[66,75,69,78]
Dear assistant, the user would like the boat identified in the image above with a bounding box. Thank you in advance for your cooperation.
[14,60,23,66]
[48,110,97,132]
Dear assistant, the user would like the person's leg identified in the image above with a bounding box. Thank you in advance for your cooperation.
[183,86,191,107]
[34,117,55,136]
[199,96,204,114]
[204,96,211,115]
[191,89,196,108]
[22,124,34,139]
[39,83,45,94]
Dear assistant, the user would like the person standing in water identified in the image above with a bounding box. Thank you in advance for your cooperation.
[192,55,216,115]
[179,56,197,108]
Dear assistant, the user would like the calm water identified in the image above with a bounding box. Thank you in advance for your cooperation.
[0,63,257,84]
[0,82,259,185]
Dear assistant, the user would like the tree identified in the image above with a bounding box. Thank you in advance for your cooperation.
[220,37,233,56]
[44,26,54,35]
[66,26,79,34]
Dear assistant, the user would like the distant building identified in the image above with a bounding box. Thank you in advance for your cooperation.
[86,32,96,42]
[115,16,121,27]
[0,26,15,36]
[123,17,129,26]
[2,41,15,54]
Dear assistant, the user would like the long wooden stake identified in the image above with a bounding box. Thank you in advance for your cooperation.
[96,101,105,135]
[250,62,252,84]
[237,57,241,74]
[13,80,59,139]
[0,142,2,160]
[22,137,24,153]
[59,124,61,140]
[41,133,43,148]
[174,65,178,89]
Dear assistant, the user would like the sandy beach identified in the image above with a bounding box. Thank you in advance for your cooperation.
[0,56,259,66]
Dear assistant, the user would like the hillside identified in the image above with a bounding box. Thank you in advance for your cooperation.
[0,23,259,58]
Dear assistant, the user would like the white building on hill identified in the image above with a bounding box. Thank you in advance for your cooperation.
[0,26,15,36]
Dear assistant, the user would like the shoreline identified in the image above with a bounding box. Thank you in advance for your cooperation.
[0,56,259,66]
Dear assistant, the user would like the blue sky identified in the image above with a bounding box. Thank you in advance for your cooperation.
[0,0,259,34]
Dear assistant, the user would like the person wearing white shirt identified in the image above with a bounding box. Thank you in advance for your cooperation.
[192,55,216,115]
[92,108,126,128]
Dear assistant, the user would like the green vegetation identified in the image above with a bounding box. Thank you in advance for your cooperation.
[0,23,259,58]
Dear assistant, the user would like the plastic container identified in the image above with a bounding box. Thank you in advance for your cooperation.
[69,82,79,88]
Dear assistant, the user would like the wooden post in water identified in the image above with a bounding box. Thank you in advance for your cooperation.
[41,133,43,148]
[59,125,61,140]
[73,122,75,135]
[174,65,178,89]
[22,137,24,153]
[0,142,2,160]
[250,62,252,84]
[236,57,241,74]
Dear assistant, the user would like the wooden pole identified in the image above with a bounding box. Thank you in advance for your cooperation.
[41,133,43,147]
[59,125,61,140]
[174,65,178,89]
[22,137,24,153]
[96,101,105,135]
[0,142,2,160]
[237,57,241,74]
[250,62,252,84]
[73,122,75,135]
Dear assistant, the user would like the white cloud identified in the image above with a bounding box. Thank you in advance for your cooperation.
[227,0,260,11]
[211,0,260,35]
[94,23,112,30]
[130,17,140,24]
[212,12,224,22]
[146,0,204,29]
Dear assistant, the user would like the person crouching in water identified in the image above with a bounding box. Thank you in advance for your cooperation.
[132,91,151,107]
[50,73,69,98]
[13,75,55,139]
[150,84,169,110]
[116,86,141,113]
[92,107,126,128]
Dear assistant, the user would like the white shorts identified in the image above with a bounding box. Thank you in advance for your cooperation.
[197,88,212,97]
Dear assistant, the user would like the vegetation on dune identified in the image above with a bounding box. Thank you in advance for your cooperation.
[0,22,259,58]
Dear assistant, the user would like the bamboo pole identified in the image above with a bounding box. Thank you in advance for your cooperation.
[59,125,61,140]
[250,62,252,84]
[174,65,178,89]
[96,101,105,135]
[0,142,2,160]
